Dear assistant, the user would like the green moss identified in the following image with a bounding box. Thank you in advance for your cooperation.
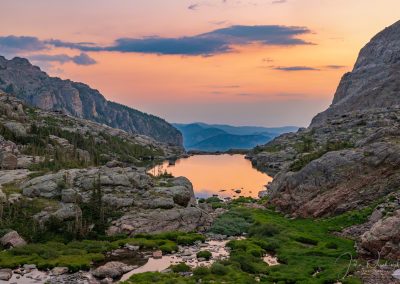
[0,240,115,272]
[2,182,21,195]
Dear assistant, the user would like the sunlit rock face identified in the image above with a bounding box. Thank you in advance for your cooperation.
[311,20,400,126]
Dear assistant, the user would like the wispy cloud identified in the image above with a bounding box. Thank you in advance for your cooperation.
[273,66,320,71]
[209,20,228,26]
[324,65,346,69]
[29,53,96,65]
[188,3,199,10]
[262,57,274,63]
[0,25,313,57]
[272,0,287,4]
[208,85,241,89]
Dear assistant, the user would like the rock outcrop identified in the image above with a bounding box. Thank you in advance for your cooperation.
[20,166,212,235]
[248,20,400,260]
[0,56,182,146]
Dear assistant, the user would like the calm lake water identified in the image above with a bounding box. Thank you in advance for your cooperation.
[150,154,272,198]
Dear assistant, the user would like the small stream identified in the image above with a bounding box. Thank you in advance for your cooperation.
[120,239,231,281]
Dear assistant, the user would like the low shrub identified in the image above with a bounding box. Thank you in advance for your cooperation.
[229,252,267,274]
[193,266,210,276]
[0,240,110,272]
[196,250,212,260]
[176,234,205,245]
[248,223,280,237]
[210,263,229,275]
[170,263,191,273]
[210,209,253,236]
[205,196,222,203]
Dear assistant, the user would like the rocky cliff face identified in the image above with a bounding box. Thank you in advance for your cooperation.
[311,20,400,126]
[248,20,400,260]
[0,56,182,146]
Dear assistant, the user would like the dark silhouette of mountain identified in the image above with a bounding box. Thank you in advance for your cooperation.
[174,123,298,151]
[190,133,272,152]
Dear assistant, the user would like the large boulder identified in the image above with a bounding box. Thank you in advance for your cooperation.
[22,171,65,198]
[0,151,17,170]
[152,177,196,208]
[0,230,26,248]
[53,203,82,221]
[3,121,27,137]
[61,188,81,203]
[360,210,400,260]
[92,261,135,279]
[0,269,12,281]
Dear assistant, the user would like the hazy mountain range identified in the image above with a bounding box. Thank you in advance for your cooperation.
[173,122,298,151]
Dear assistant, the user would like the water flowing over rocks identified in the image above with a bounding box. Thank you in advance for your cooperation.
[247,20,400,261]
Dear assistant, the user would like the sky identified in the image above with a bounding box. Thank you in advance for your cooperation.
[1,0,399,127]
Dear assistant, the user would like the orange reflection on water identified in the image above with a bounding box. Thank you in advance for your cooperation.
[150,154,272,198]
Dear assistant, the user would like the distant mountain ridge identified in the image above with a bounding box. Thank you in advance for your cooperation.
[174,122,298,151]
[0,56,182,146]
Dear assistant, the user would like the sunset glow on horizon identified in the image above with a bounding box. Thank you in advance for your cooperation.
[1,0,399,126]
